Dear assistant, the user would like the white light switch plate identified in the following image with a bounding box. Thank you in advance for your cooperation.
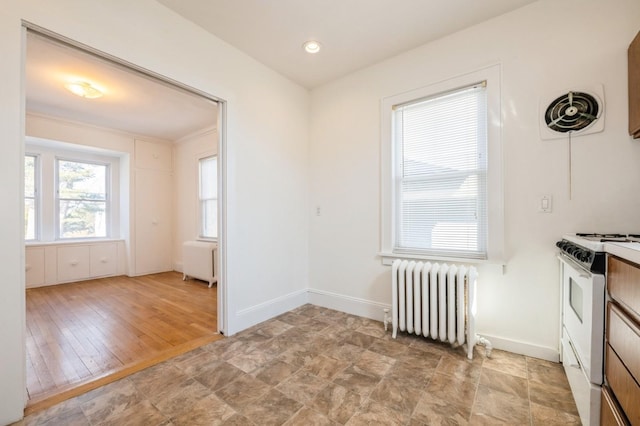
[539,195,552,213]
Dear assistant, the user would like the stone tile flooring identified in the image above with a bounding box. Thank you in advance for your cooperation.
[15,304,581,425]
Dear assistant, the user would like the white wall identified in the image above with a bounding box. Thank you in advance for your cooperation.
[309,0,640,360]
[0,1,310,423]
[173,127,217,271]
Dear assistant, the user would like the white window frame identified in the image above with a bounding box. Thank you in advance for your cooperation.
[198,154,217,241]
[380,64,504,264]
[55,157,111,240]
[24,153,40,241]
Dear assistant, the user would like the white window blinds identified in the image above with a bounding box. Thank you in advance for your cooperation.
[393,82,488,260]
[199,156,218,239]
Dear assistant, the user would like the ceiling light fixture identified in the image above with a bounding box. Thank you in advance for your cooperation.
[303,40,321,54]
[64,81,104,99]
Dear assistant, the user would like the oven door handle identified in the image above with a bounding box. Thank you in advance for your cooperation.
[566,340,582,370]
[557,253,591,279]
[562,334,582,370]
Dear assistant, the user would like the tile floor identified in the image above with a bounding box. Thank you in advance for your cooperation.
[14,304,581,425]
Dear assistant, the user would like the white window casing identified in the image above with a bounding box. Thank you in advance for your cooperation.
[380,64,504,264]
[199,155,218,240]
[25,140,120,243]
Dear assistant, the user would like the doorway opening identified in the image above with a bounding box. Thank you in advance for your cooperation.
[22,24,227,413]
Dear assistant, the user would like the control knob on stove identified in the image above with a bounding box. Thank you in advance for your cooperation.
[578,251,590,262]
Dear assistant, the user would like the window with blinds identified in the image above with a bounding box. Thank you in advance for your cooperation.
[393,83,488,259]
[199,155,218,239]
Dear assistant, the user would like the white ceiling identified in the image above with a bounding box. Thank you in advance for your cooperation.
[25,2,538,139]
[157,0,538,88]
[26,32,218,141]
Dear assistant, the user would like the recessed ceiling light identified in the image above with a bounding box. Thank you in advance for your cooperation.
[64,81,104,99]
[303,40,321,54]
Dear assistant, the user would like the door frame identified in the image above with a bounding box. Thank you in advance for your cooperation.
[22,21,229,335]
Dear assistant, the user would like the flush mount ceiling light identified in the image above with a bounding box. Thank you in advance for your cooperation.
[302,40,321,54]
[64,81,104,99]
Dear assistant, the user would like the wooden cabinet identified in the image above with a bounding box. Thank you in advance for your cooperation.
[605,255,640,425]
[629,31,640,139]
[608,255,640,323]
[601,385,628,426]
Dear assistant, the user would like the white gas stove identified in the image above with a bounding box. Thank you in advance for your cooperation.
[555,233,612,426]
[555,232,640,425]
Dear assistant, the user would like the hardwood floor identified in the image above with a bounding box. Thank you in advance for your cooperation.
[25,272,220,413]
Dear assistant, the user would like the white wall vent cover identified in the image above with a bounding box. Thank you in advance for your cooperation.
[539,85,605,140]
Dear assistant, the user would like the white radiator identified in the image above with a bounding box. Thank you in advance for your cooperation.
[182,241,218,288]
[385,259,491,359]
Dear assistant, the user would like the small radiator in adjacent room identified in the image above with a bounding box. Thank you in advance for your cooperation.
[182,241,218,288]
[384,259,491,359]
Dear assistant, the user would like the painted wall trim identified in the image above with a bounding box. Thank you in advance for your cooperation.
[479,334,559,362]
[175,125,217,145]
[231,288,309,334]
[307,288,390,323]
[307,287,560,361]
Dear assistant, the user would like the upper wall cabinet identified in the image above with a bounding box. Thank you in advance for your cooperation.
[135,139,172,171]
[629,31,640,139]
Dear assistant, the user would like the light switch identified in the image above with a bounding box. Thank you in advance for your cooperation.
[540,195,552,213]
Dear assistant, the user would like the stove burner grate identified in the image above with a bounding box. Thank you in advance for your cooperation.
[575,233,640,242]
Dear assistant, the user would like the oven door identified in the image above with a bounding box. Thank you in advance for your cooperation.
[561,327,601,425]
[559,254,605,385]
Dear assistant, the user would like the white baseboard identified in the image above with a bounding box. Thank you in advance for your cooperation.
[478,334,559,362]
[226,287,560,362]
[306,288,559,362]
[307,288,391,323]
[230,288,308,335]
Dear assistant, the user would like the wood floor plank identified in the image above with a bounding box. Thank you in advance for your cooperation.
[37,314,90,386]
[25,271,218,408]
[39,291,97,380]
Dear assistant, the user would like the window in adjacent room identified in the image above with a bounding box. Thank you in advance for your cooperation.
[381,65,503,262]
[56,159,109,239]
[199,155,217,239]
[25,154,38,241]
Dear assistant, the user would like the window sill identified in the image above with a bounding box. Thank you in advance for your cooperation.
[379,251,504,266]
[197,237,217,243]
[26,238,125,247]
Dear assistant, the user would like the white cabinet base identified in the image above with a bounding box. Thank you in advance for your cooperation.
[26,240,124,288]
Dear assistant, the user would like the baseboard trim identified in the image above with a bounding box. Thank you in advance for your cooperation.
[231,288,308,335]
[307,288,390,323]
[306,288,559,362]
[478,334,559,362]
